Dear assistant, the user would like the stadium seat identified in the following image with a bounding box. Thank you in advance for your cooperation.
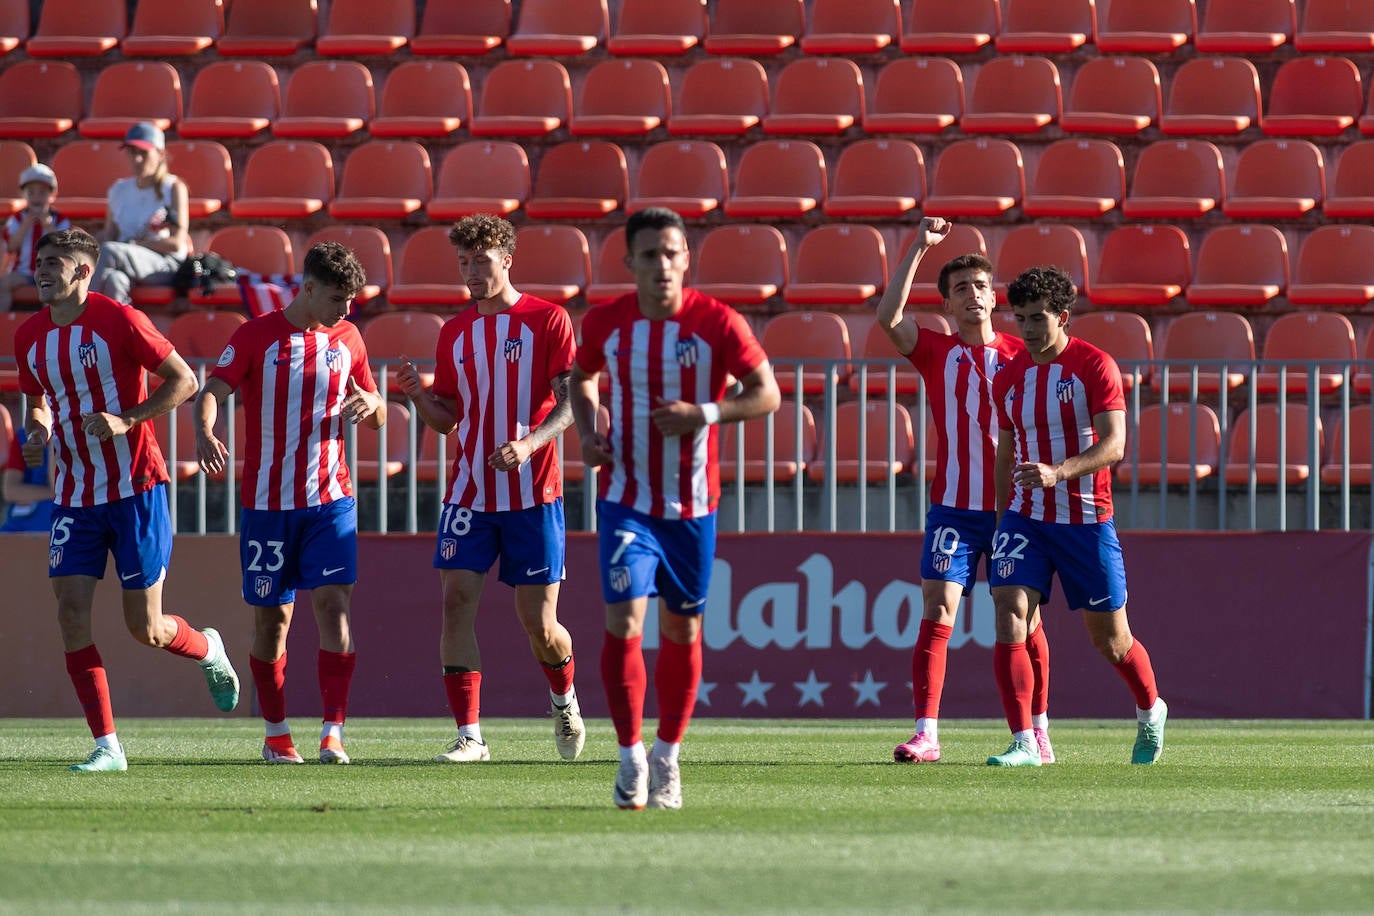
[1356,84,1374,136]
[1295,0,1374,52]
[1060,56,1161,136]
[801,0,900,54]
[1356,329,1374,395]
[808,401,914,485]
[0,0,28,56]
[1325,141,1374,217]
[704,0,804,55]
[1222,140,1325,219]
[1022,138,1125,218]
[1195,0,1294,52]
[1089,225,1190,310]
[427,141,530,220]
[509,225,591,305]
[0,140,36,216]
[166,140,233,218]
[1227,404,1322,486]
[898,224,988,305]
[1071,311,1154,391]
[995,0,1096,53]
[1263,57,1361,137]
[524,141,627,220]
[1159,57,1261,135]
[1286,226,1374,307]
[608,0,706,55]
[571,59,670,137]
[692,225,788,308]
[352,401,411,484]
[217,0,316,56]
[723,140,827,219]
[994,224,1089,302]
[506,0,607,56]
[719,401,816,485]
[315,0,414,56]
[761,311,851,395]
[25,0,124,56]
[923,139,1024,218]
[901,0,998,53]
[1186,225,1288,308]
[1155,311,1254,395]
[177,61,280,140]
[762,58,865,136]
[960,56,1062,135]
[49,141,126,219]
[304,226,392,306]
[1122,139,1225,219]
[782,225,887,308]
[628,140,728,219]
[1117,404,1221,486]
[1254,311,1356,396]
[862,57,963,134]
[78,62,182,139]
[849,313,952,396]
[823,139,924,218]
[363,311,445,392]
[229,141,335,219]
[328,141,432,220]
[122,0,221,56]
[667,58,769,136]
[1096,0,1195,52]
[166,311,247,363]
[273,61,374,140]
[1321,405,1374,486]
[585,227,633,305]
[468,60,572,138]
[370,62,469,139]
[191,226,294,308]
[411,0,510,55]
[388,226,469,308]
[0,61,81,138]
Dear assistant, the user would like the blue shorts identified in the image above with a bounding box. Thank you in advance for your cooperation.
[239,497,357,607]
[596,500,716,614]
[921,504,998,592]
[434,499,565,587]
[47,485,172,590]
[988,513,1128,612]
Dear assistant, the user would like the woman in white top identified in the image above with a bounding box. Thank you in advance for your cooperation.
[92,122,191,304]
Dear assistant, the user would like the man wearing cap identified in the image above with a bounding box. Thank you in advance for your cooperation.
[91,121,191,305]
[1,163,70,312]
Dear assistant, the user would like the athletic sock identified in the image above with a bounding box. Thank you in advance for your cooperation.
[654,632,702,745]
[541,653,575,698]
[619,742,647,765]
[1113,639,1160,711]
[318,649,356,727]
[650,737,680,764]
[601,633,646,748]
[162,615,210,661]
[1031,712,1050,731]
[915,717,938,741]
[911,620,952,721]
[65,645,116,741]
[264,720,291,739]
[1026,622,1051,717]
[249,653,288,724]
[321,722,343,742]
[95,733,122,755]
[993,641,1034,734]
[551,688,576,707]
[1137,696,1166,724]
[442,671,481,729]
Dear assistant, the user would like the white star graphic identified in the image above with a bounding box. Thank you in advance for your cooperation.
[793,670,830,708]
[697,680,717,707]
[737,670,774,708]
[850,669,887,707]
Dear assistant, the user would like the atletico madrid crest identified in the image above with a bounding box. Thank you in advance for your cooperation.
[325,346,343,372]
[440,538,457,561]
[1056,378,1076,403]
[997,559,1015,579]
[49,547,62,568]
[78,342,97,369]
[503,338,523,363]
[255,575,273,599]
[676,339,698,367]
[609,565,631,593]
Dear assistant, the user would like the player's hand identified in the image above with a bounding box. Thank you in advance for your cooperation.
[488,438,532,471]
[650,396,706,437]
[81,411,132,441]
[195,429,230,476]
[1012,461,1061,490]
[581,432,614,468]
[395,357,424,399]
[342,376,381,424]
[21,430,48,468]
[914,217,952,251]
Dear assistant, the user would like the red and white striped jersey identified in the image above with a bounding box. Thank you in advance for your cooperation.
[15,293,173,507]
[993,336,1125,524]
[209,311,377,511]
[575,289,768,520]
[431,294,575,512]
[909,330,1025,511]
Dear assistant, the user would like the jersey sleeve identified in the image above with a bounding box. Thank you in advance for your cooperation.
[431,320,459,401]
[1085,349,1126,415]
[992,367,1014,431]
[345,325,378,393]
[721,306,768,379]
[208,322,257,392]
[545,307,576,379]
[14,321,42,397]
[574,307,610,375]
[124,306,176,373]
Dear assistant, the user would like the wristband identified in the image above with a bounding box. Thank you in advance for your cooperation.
[700,402,722,426]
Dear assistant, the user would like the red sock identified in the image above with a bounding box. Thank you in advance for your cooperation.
[250,653,288,723]
[600,633,645,747]
[1112,639,1160,710]
[911,620,952,720]
[442,671,481,727]
[993,641,1034,733]
[65,645,116,739]
[162,615,210,660]
[655,633,702,744]
[1026,623,1050,717]
[541,653,575,697]
[318,649,356,725]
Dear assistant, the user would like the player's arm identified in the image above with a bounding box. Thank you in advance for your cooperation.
[1012,409,1126,489]
[80,351,197,441]
[21,398,52,469]
[193,377,233,476]
[397,357,459,435]
[650,359,782,437]
[3,466,54,504]
[570,363,612,467]
[994,427,1015,517]
[875,216,952,357]
[489,371,573,471]
[342,377,386,431]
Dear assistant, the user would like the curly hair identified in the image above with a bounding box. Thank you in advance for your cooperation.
[448,213,517,255]
[303,241,367,297]
[936,252,994,299]
[37,228,101,266]
[1006,265,1078,314]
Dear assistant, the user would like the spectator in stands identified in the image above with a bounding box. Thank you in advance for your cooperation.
[92,122,191,305]
[0,408,54,533]
[0,164,70,312]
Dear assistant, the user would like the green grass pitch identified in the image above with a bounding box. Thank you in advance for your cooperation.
[1,717,1371,914]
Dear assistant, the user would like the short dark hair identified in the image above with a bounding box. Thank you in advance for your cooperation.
[303,241,366,297]
[936,252,994,299]
[625,206,687,250]
[448,213,516,255]
[37,228,100,266]
[1006,265,1078,314]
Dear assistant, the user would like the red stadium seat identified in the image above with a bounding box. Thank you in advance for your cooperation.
[823,139,924,219]
[1089,224,1190,310]
[1226,404,1322,486]
[608,0,706,55]
[273,61,374,140]
[468,60,572,138]
[0,0,28,56]
[1117,404,1221,486]
[808,401,914,484]
[166,311,247,362]
[1160,57,1261,136]
[524,141,627,220]
[1023,138,1124,218]
[411,0,510,55]
[1122,140,1225,219]
[993,224,1089,302]
[505,0,607,56]
[166,140,233,219]
[229,141,335,219]
[1264,57,1361,137]
[571,59,670,137]
[783,225,887,308]
[1355,83,1374,137]
[388,227,469,308]
[509,225,591,305]
[901,0,999,54]
[960,56,1062,135]
[428,141,529,220]
[1195,0,1294,53]
[1061,56,1160,136]
[1286,225,1374,307]
[719,402,817,484]
[328,141,431,220]
[628,140,728,219]
[1096,0,1195,53]
[122,0,221,57]
[315,0,414,56]
[217,0,316,56]
[1321,405,1374,486]
[924,139,1024,218]
[25,0,124,57]
[0,61,82,139]
[1155,311,1254,395]
[762,58,865,136]
[1222,140,1325,220]
[801,0,900,54]
[370,62,469,139]
[849,313,952,396]
[363,311,445,392]
[1296,0,1374,52]
[1186,225,1288,308]
[1356,329,1374,395]
[898,224,988,305]
[1254,311,1356,397]
[78,62,182,139]
[863,58,963,135]
[1072,311,1154,391]
[304,226,393,306]
[667,58,769,136]
[586,227,634,305]
[723,140,827,219]
[1325,141,1374,217]
[192,226,294,308]
[177,61,280,140]
[995,0,1096,53]
[704,0,804,55]
[692,225,788,308]
[49,141,126,219]
[761,311,851,395]
[0,140,36,216]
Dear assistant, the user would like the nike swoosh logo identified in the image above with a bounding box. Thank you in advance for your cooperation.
[322,566,346,576]
[680,598,707,610]
[457,353,475,363]
[525,566,551,576]
[273,356,292,365]
[121,571,141,581]
[1088,596,1111,607]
